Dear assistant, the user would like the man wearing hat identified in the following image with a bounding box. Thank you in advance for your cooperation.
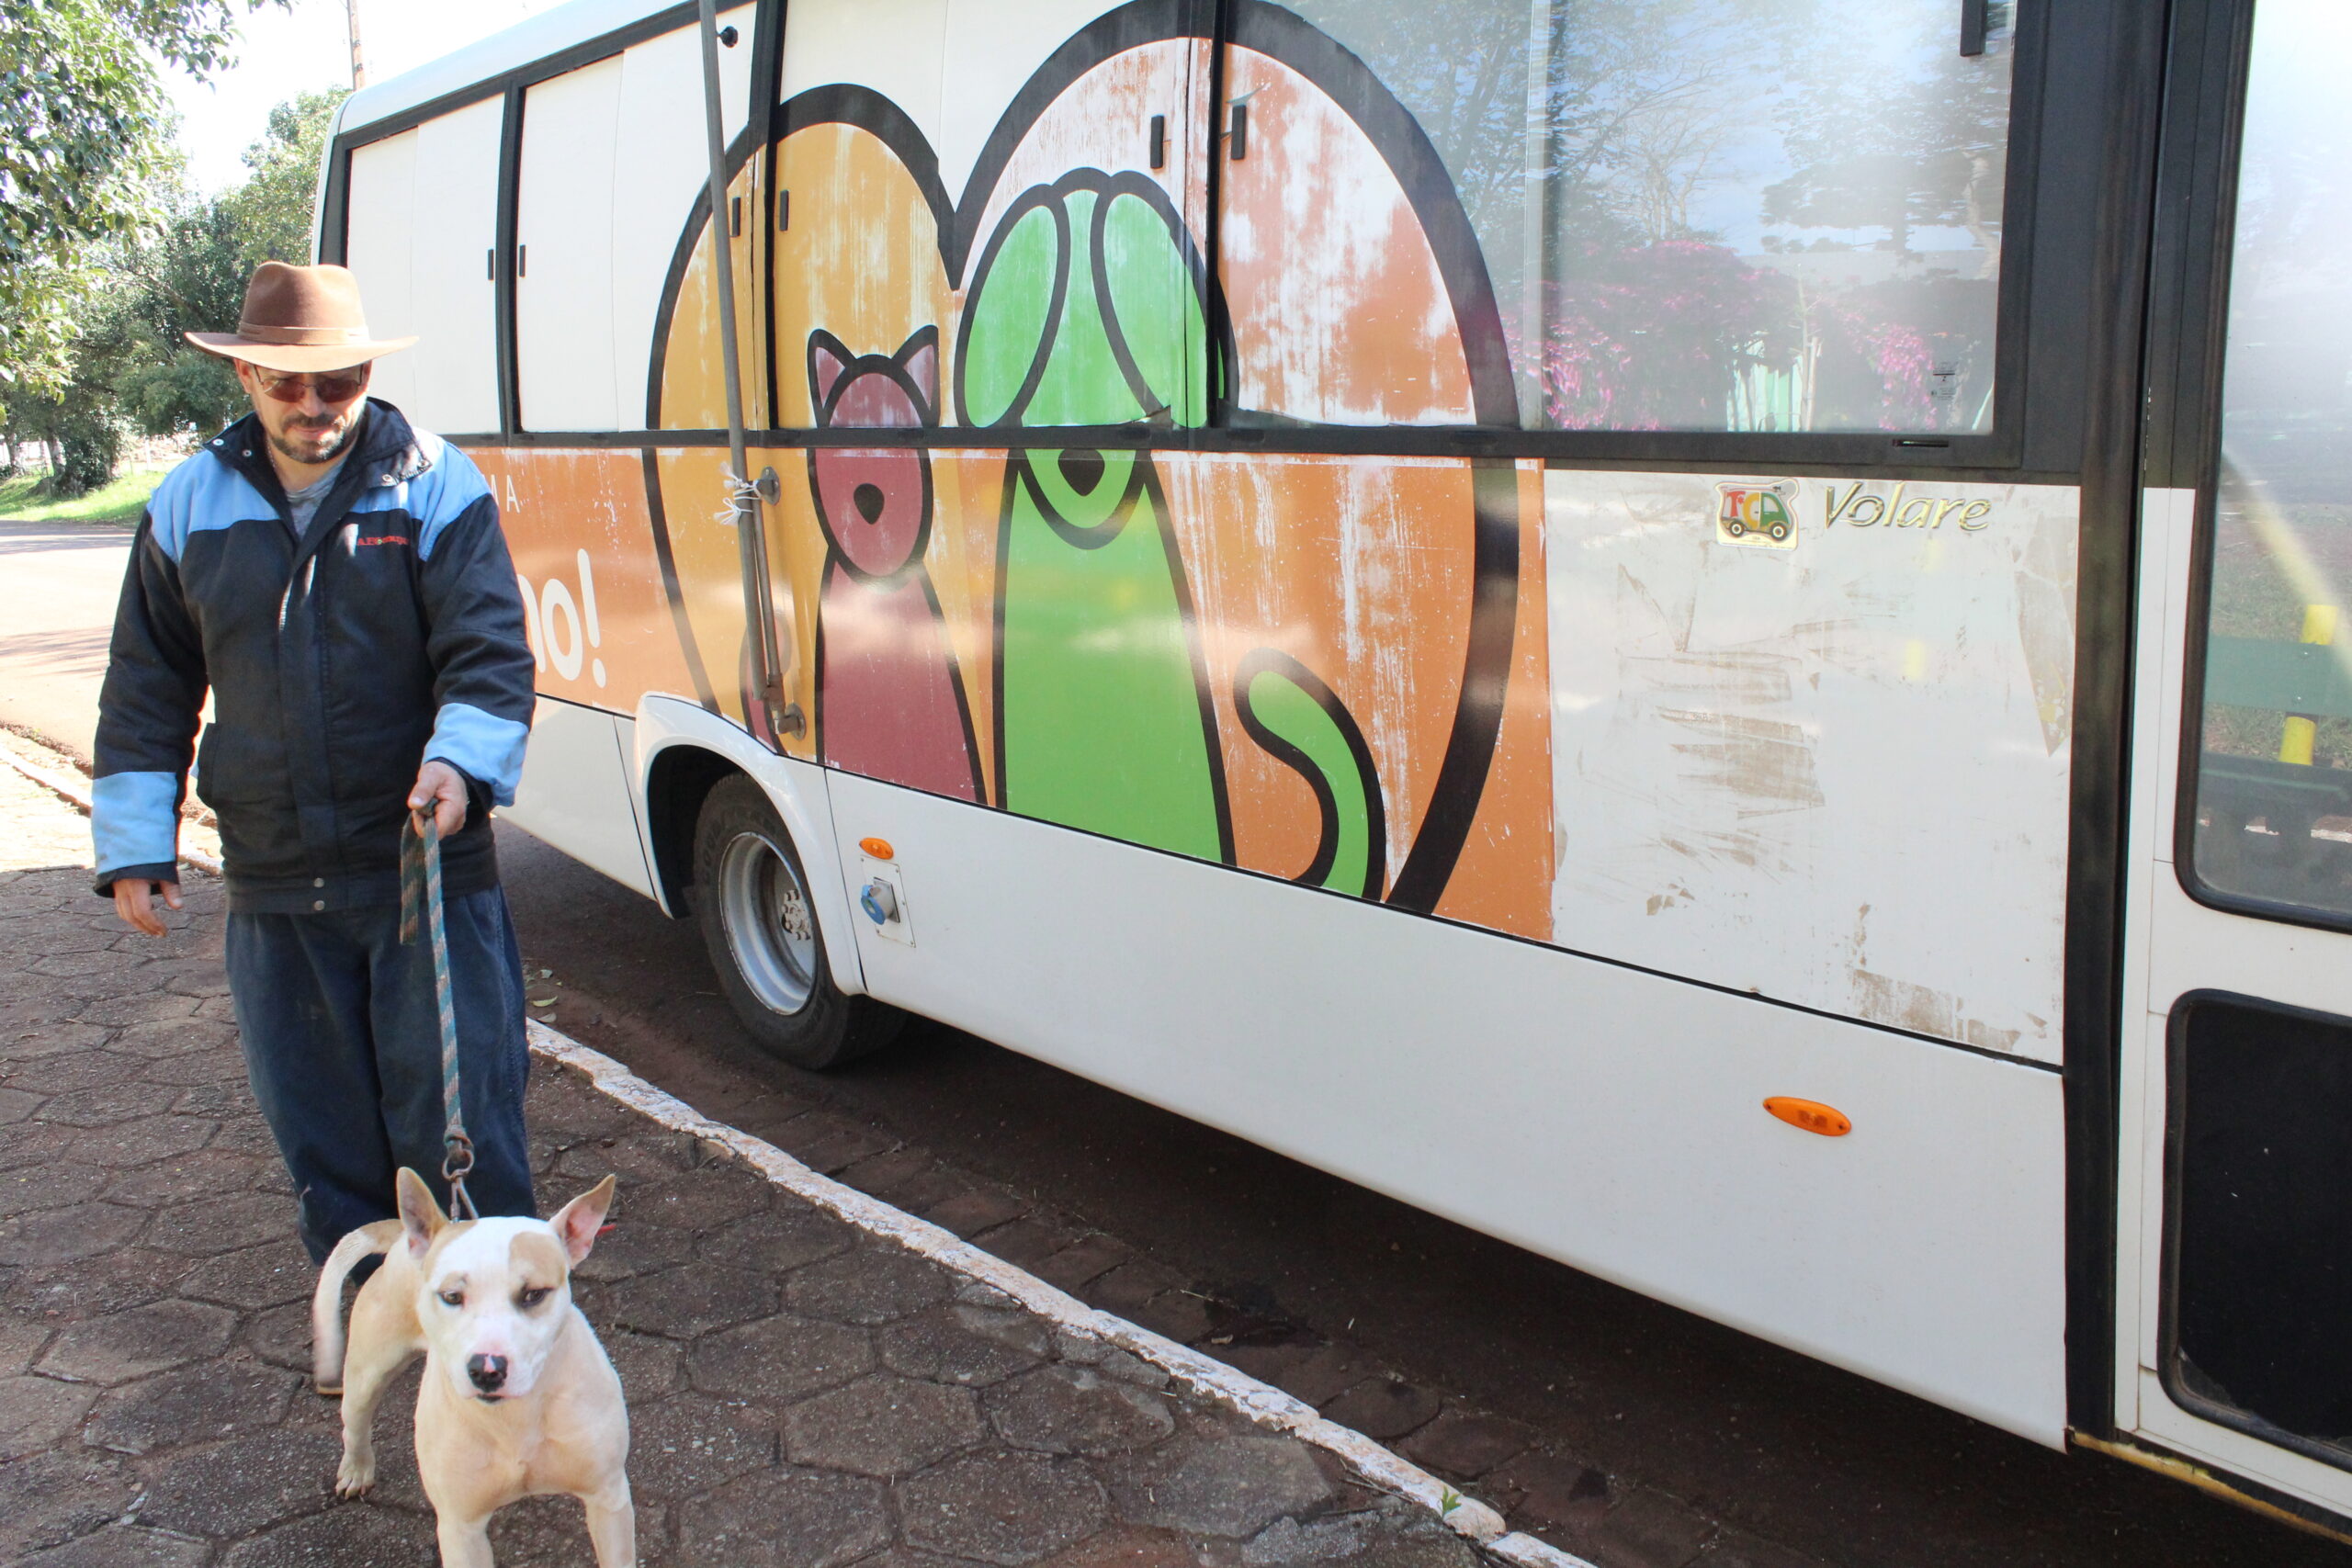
[92,261,538,1261]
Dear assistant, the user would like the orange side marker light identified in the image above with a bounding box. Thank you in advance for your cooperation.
[1764,1097,1851,1137]
[858,837,895,861]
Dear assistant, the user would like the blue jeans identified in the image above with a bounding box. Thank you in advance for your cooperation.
[224,886,536,1261]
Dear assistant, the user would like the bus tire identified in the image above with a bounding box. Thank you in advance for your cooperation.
[691,774,903,1069]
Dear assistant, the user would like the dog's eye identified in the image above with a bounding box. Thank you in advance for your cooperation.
[437,1289,464,1308]
[517,1286,552,1309]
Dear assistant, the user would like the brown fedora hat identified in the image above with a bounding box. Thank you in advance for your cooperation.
[186,261,417,373]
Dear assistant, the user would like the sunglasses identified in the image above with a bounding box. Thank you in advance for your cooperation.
[251,367,371,404]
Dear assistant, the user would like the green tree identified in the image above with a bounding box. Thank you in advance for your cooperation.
[114,89,349,436]
[3,86,345,494]
[0,0,285,393]
[224,89,347,261]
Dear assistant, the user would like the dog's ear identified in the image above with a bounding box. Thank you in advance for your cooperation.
[549,1175,616,1266]
[396,1168,448,1259]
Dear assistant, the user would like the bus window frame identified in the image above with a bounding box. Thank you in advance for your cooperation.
[2157,0,2352,942]
[310,0,2144,481]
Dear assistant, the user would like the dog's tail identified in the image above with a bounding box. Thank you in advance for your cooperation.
[311,1220,399,1396]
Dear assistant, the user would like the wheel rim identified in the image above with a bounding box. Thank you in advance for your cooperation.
[718,830,819,1014]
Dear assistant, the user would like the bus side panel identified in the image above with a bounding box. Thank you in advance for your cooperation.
[474,446,711,718]
[828,768,2069,1447]
[478,446,726,893]
[642,25,2071,1067]
[1546,470,2080,1065]
[507,700,654,897]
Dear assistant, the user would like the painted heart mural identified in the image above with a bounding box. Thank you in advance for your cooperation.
[644,2,1537,923]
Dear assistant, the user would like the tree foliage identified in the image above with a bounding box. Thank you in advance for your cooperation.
[4,86,345,493]
[113,89,350,435]
[1294,0,2014,433]
[0,0,286,392]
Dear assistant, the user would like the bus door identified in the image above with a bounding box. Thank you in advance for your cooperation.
[2119,0,2352,1522]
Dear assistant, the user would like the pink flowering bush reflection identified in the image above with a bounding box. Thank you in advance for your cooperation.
[1523,239,1966,434]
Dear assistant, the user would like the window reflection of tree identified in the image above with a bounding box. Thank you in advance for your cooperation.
[1281,0,2012,434]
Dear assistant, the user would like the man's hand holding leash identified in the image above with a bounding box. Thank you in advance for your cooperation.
[409,758,470,840]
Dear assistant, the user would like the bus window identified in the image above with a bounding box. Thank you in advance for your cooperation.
[342,99,505,436]
[2188,0,2352,923]
[775,0,1208,431]
[519,8,757,434]
[773,0,953,430]
[1278,0,2015,433]
[516,58,626,433]
[344,131,422,417]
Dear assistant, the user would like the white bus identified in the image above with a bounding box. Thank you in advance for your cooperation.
[324,0,2352,1531]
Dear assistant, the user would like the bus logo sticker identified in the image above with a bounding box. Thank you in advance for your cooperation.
[1715,480,1798,550]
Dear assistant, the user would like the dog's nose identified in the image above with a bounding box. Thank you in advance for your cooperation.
[466,1354,508,1393]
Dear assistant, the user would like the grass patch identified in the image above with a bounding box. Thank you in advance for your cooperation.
[0,467,168,527]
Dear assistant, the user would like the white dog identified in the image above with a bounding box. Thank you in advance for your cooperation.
[312,1168,632,1567]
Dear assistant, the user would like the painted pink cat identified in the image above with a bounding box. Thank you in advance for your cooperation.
[807,327,981,802]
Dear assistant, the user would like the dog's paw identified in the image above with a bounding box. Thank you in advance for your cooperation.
[334,1453,377,1497]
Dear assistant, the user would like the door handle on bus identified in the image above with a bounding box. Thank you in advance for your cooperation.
[1149,114,1166,171]
[1960,0,1988,55]
[1227,103,1248,161]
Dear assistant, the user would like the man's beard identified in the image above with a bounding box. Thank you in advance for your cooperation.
[269,407,364,467]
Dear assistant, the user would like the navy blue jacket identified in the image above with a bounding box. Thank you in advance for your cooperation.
[92,400,534,913]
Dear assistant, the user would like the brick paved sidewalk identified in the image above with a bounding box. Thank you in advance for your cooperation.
[0,850,1509,1566]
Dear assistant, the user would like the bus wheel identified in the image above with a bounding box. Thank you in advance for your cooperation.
[692,774,902,1069]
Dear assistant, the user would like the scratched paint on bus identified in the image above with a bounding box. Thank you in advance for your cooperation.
[1544,469,2079,1061]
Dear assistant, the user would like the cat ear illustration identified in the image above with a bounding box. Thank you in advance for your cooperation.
[896,326,941,424]
[808,330,854,417]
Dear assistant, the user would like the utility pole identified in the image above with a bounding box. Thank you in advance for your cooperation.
[345,0,368,88]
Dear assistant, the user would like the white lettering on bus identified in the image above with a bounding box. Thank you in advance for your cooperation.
[515,553,606,687]
[575,548,605,687]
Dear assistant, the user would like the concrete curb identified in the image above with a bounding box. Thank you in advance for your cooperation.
[526,1020,1593,1568]
[0,739,223,877]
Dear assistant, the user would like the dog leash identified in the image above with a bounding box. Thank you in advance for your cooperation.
[399,811,479,1221]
